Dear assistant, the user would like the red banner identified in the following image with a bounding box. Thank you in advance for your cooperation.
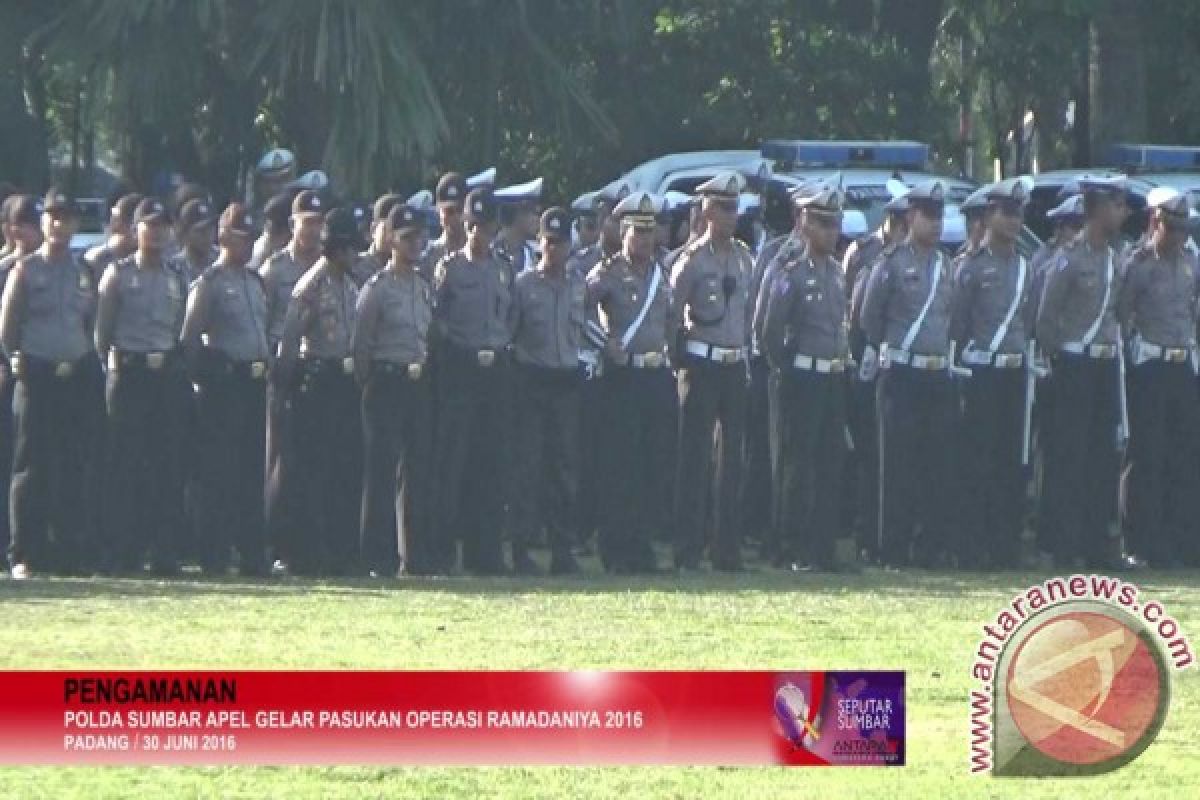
[0,671,905,766]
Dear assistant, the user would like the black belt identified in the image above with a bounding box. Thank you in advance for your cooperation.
[111,349,180,371]
[371,360,424,380]
[12,354,91,380]
[300,356,356,376]
[224,359,268,380]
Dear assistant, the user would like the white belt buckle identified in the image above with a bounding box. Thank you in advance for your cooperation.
[54,361,73,378]
[717,347,740,364]
[793,354,813,370]
[145,352,165,370]
[1166,348,1188,363]
[477,349,496,367]
[1090,344,1116,359]
[995,353,1021,369]
[824,358,845,373]
[407,362,423,380]
[341,357,355,375]
[250,361,267,379]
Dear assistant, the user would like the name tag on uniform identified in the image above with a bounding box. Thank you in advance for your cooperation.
[341,357,355,375]
[407,363,423,380]
[250,362,267,379]
[477,350,496,367]
[146,352,165,370]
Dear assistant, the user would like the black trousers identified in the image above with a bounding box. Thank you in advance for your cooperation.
[8,356,102,572]
[601,365,675,571]
[876,365,957,566]
[741,355,773,547]
[575,372,611,543]
[193,359,267,574]
[1039,354,1120,568]
[360,363,432,575]
[512,364,581,560]
[844,373,878,557]
[284,360,362,575]
[775,369,847,569]
[1125,360,1200,566]
[960,366,1026,568]
[103,356,190,572]
[674,357,747,568]
[433,343,510,574]
[263,376,296,566]
[0,361,13,565]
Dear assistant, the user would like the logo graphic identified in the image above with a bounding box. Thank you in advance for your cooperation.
[774,683,819,747]
[772,671,904,766]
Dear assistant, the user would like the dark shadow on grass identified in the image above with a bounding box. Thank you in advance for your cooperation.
[1,563,1198,603]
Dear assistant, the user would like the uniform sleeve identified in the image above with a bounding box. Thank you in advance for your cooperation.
[1115,255,1143,337]
[507,279,524,347]
[668,252,696,345]
[751,260,778,352]
[761,269,793,369]
[94,264,121,356]
[0,263,27,357]
[1036,255,1072,351]
[276,287,311,378]
[858,257,891,347]
[351,281,379,385]
[947,260,975,348]
[180,275,213,360]
[583,264,610,349]
[431,258,452,342]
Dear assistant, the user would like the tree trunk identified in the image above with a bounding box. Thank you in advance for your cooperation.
[1089,0,1146,164]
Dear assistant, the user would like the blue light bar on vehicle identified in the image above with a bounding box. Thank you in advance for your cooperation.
[1108,144,1200,170]
[760,140,929,169]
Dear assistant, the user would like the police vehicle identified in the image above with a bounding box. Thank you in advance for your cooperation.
[1019,169,1154,243]
[761,139,1042,256]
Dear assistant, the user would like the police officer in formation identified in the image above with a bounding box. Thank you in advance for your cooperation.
[180,203,270,576]
[584,191,675,573]
[860,180,958,568]
[1117,189,1200,568]
[353,203,433,577]
[670,171,755,571]
[949,179,1035,569]
[10,159,1200,582]
[94,196,191,574]
[275,208,362,576]
[508,207,585,575]
[431,188,512,575]
[0,190,101,577]
[761,183,852,570]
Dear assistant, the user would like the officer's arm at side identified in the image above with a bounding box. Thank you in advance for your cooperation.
[93,263,121,357]
[858,258,890,347]
[274,287,310,382]
[179,276,212,364]
[668,253,695,360]
[351,281,378,385]
[1036,258,1070,351]
[947,260,974,353]
[760,268,792,369]
[0,261,27,358]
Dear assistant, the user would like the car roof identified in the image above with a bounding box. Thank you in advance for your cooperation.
[1020,169,1155,195]
[620,150,764,193]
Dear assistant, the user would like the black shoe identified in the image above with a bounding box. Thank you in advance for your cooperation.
[550,552,581,576]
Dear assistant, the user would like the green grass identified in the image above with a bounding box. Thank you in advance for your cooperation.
[0,565,1196,798]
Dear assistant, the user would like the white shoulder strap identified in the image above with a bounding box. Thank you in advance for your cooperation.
[621,262,662,350]
[987,255,1027,353]
[900,251,943,352]
[1081,249,1114,347]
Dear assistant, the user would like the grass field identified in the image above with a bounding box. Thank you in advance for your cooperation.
[0,564,1196,798]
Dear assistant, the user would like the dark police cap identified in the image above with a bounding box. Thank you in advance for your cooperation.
[263,191,294,228]
[42,188,79,216]
[178,198,217,231]
[219,203,257,236]
[373,193,403,223]
[292,189,325,216]
[464,188,497,224]
[539,207,572,241]
[387,204,423,235]
[113,192,144,224]
[7,195,42,226]
[321,207,359,246]
[133,197,171,226]
[436,172,468,206]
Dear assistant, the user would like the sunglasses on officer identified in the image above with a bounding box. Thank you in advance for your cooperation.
[991,199,1025,218]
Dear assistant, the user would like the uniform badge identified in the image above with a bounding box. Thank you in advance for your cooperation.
[78,273,89,291]
[632,292,639,304]
[708,294,719,303]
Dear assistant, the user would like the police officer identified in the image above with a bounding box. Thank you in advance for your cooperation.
[955,186,989,262]
[274,208,362,576]
[261,189,324,568]
[494,177,543,281]
[431,188,513,575]
[571,192,601,252]
[670,171,755,571]
[83,192,143,284]
[351,193,402,288]
[0,190,100,577]
[508,207,586,575]
[949,179,1036,570]
[179,203,270,576]
[749,182,815,560]
[761,183,852,570]
[1117,189,1200,568]
[94,197,190,574]
[352,204,434,578]
[585,192,674,573]
[1032,195,1084,278]
[248,191,295,271]
[424,172,468,278]
[1036,176,1127,571]
[860,180,958,568]
[169,198,218,286]
[843,192,908,557]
